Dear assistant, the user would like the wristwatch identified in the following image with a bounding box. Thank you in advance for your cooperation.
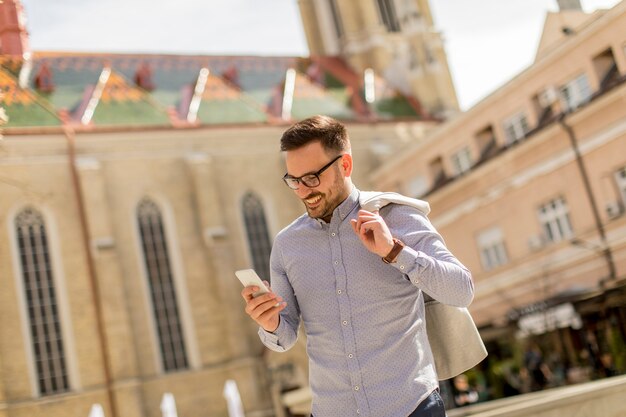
[382,238,405,264]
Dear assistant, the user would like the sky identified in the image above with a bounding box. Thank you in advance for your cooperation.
[20,0,623,110]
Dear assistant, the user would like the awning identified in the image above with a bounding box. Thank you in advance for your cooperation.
[517,303,582,337]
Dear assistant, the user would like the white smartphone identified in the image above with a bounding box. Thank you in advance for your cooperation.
[235,269,270,298]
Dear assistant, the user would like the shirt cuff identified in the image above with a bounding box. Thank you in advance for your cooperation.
[390,245,423,275]
[258,317,288,348]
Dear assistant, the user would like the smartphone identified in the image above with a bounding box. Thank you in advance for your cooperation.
[235,269,270,298]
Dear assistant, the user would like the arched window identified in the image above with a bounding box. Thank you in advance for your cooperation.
[15,207,69,395]
[242,192,272,281]
[137,198,188,372]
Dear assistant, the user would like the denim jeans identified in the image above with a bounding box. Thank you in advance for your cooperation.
[407,390,447,417]
[310,389,447,417]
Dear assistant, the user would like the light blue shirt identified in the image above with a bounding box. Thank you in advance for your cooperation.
[259,187,474,417]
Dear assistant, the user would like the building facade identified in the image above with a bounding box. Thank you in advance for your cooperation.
[371,0,626,394]
[0,1,448,416]
[298,0,459,117]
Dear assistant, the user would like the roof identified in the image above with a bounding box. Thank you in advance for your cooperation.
[0,66,61,127]
[0,52,427,130]
[535,10,604,61]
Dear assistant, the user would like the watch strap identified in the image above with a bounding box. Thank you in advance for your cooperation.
[382,238,405,264]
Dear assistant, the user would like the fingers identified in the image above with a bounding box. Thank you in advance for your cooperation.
[352,210,384,235]
[242,289,285,318]
[254,301,287,323]
[246,296,284,320]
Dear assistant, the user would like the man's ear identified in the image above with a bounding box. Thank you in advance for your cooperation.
[340,153,353,177]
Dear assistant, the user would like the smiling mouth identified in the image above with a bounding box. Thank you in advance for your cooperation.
[304,194,322,206]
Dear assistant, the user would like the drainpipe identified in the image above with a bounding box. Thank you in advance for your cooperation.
[558,114,617,285]
[63,126,118,417]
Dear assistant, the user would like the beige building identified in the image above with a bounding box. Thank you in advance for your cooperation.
[298,0,460,116]
[372,0,626,382]
[0,121,433,417]
[0,2,448,416]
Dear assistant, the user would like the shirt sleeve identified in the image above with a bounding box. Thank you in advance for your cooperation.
[385,205,474,307]
[258,235,301,352]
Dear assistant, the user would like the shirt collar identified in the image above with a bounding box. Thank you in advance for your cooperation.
[336,186,360,222]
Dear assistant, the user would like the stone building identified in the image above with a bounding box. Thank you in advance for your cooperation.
[0,1,452,416]
[298,0,459,116]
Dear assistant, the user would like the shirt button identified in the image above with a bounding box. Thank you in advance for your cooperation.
[400,265,405,270]
[357,410,360,414]
[342,320,348,325]
[337,289,342,294]
[334,260,339,265]
[348,353,353,358]
[331,232,336,236]
[354,386,359,391]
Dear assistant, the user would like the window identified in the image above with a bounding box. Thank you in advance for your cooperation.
[377,0,401,32]
[451,146,472,176]
[537,197,573,242]
[475,124,498,162]
[560,74,591,112]
[477,227,509,271]
[242,192,272,282]
[428,156,448,188]
[616,166,626,204]
[503,112,530,145]
[328,0,344,38]
[137,198,188,372]
[15,207,70,396]
[592,48,619,91]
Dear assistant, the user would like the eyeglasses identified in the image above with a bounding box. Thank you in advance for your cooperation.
[282,154,344,190]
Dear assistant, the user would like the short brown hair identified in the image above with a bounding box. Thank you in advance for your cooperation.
[280,115,350,154]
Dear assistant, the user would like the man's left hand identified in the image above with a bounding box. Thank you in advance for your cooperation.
[350,209,395,257]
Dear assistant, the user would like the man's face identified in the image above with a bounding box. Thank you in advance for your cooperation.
[284,141,352,222]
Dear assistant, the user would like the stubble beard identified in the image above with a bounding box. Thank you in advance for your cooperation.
[303,173,348,222]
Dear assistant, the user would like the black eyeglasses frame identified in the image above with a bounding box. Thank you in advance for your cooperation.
[282,154,344,190]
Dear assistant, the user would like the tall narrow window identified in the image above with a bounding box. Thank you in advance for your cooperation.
[428,156,448,188]
[537,197,573,243]
[503,112,530,145]
[242,192,272,281]
[137,198,188,372]
[377,0,401,32]
[560,74,591,112]
[328,0,344,38]
[476,227,509,271]
[15,207,70,396]
[451,146,472,176]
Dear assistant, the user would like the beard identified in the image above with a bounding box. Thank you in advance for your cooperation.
[302,171,349,222]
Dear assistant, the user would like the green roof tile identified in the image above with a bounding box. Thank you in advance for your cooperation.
[0,67,61,127]
[194,73,267,124]
[88,71,171,126]
[289,73,354,120]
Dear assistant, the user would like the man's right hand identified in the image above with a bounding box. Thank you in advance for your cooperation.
[241,280,286,333]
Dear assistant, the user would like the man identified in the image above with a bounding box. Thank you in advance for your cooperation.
[242,115,474,417]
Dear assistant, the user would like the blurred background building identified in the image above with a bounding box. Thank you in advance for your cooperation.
[372,0,626,404]
[0,0,625,417]
[0,1,449,416]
